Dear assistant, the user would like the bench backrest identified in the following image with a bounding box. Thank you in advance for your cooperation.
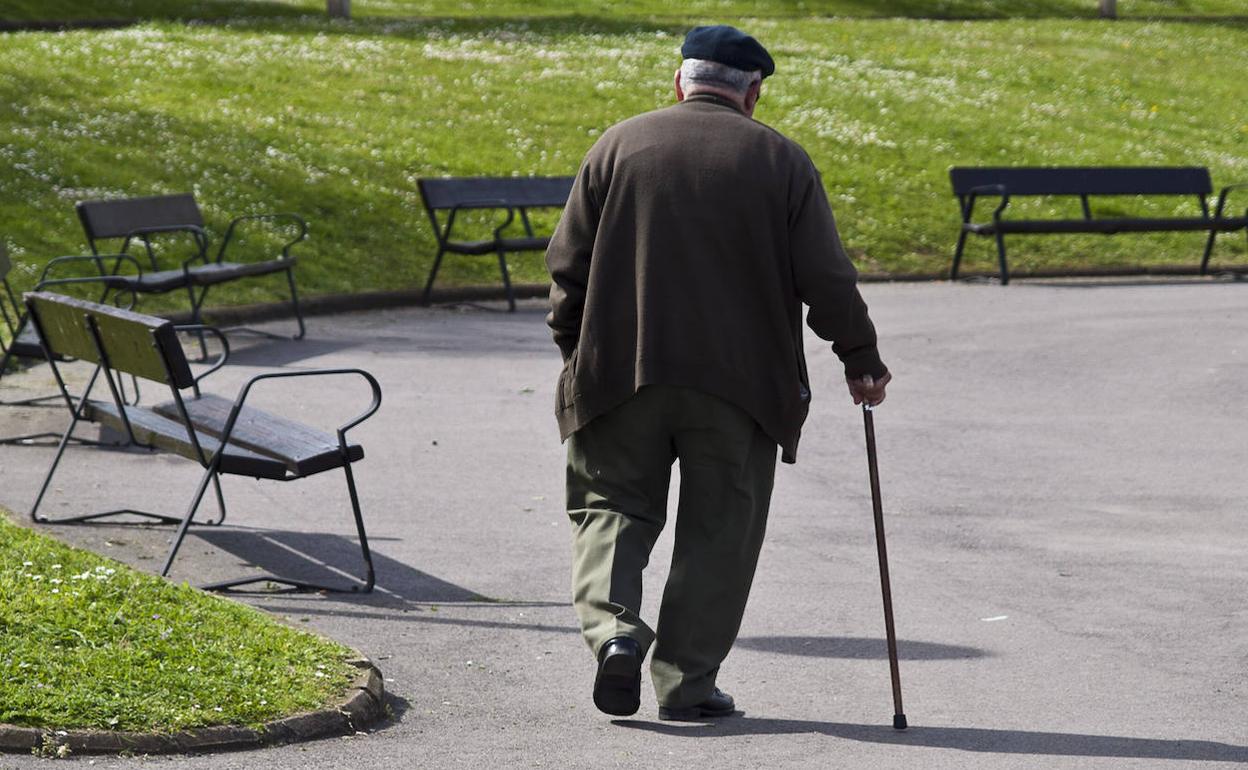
[417,176,575,211]
[950,167,1213,197]
[24,292,194,389]
[76,193,204,242]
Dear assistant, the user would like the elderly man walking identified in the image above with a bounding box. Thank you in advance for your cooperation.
[546,25,890,720]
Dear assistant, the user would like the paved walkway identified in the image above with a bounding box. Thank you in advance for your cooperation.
[1,280,1247,768]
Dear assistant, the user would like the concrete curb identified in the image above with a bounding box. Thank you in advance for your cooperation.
[0,657,386,756]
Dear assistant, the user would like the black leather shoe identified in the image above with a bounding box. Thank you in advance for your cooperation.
[657,688,737,721]
[593,637,642,717]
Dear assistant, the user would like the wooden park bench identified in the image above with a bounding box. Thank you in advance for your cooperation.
[23,291,382,593]
[417,176,575,311]
[949,167,1248,284]
[75,193,308,339]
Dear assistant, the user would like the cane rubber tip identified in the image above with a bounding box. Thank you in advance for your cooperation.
[893,714,908,730]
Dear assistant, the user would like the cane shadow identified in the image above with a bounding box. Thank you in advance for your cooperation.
[619,720,1248,762]
[735,635,988,660]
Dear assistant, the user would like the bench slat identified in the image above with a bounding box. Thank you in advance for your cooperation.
[950,167,1213,197]
[74,192,202,239]
[76,194,204,241]
[24,292,194,388]
[152,393,364,477]
[418,176,575,210]
[86,400,290,480]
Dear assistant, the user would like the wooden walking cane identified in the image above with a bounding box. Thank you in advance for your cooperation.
[862,393,908,730]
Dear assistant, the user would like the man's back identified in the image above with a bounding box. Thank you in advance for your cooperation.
[548,93,878,462]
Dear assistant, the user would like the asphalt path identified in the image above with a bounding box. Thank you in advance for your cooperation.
[1,279,1246,769]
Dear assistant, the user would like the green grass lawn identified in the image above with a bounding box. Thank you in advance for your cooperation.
[0,510,359,732]
[0,5,1245,309]
[4,0,1247,21]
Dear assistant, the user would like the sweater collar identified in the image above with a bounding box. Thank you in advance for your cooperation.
[681,93,747,114]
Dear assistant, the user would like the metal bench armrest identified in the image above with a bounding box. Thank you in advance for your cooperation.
[212,368,382,465]
[434,200,515,248]
[118,225,209,272]
[38,253,143,284]
[218,213,308,263]
[171,324,231,394]
[122,224,208,249]
[960,184,1009,221]
[36,254,145,307]
[1214,184,1248,218]
[492,207,519,240]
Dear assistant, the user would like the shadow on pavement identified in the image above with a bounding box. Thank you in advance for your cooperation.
[620,720,1248,761]
[735,635,988,660]
[213,336,360,367]
[259,602,580,636]
[192,528,483,601]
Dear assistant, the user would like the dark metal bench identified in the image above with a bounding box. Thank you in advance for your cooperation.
[950,167,1248,284]
[76,193,308,338]
[23,291,382,593]
[418,176,574,311]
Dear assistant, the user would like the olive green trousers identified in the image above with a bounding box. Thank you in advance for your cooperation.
[566,385,778,708]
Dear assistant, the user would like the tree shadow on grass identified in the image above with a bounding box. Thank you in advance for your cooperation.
[619,719,1248,762]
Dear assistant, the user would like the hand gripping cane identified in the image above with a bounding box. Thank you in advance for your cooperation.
[861,382,907,730]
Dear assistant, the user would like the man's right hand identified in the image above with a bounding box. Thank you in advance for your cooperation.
[847,372,891,407]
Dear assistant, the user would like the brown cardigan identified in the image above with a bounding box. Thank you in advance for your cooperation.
[546,94,887,463]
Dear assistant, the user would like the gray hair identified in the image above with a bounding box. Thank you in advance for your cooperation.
[679,58,761,96]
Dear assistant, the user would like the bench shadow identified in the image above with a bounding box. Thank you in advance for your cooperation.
[735,635,987,660]
[209,336,360,367]
[618,720,1248,762]
[191,528,483,601]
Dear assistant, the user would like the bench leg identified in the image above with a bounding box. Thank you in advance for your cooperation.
[202,472,229,526]
[181,459,375,594]
[341,457,376,592]
[951,229,970,280]
[1200,229,1218,274]
[31,366,107,521]
[421,247,447,306]
[951,230,969,280]
[160,466,217,578]
[497,249,516,312]
[29,384,183,524]
[286,266,306,340]
[186,284,211,362]
[994,232,1011,286]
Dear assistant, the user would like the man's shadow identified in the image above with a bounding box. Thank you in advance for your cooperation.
[619,720,1248,762]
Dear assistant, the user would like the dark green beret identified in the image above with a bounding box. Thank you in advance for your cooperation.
[681,25,775,79]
